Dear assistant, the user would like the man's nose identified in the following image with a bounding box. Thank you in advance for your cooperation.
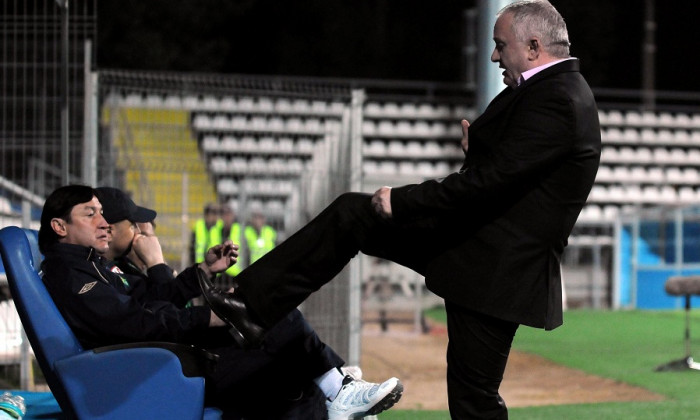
[97,213,109,228]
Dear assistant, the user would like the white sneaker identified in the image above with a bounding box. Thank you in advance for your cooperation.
[326,376,403,420]
[341,365,363,380]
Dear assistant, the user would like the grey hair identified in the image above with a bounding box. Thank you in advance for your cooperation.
[498,0,570,58]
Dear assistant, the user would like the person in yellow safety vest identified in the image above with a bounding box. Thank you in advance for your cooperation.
[190,203,223,265]
[245,210,277,265]
[220,205,242,278]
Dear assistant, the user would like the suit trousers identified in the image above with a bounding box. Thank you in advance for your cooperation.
[445,301,518,419]
[194,309,343,419]
[237,192,449,325]
[236,192,519,418]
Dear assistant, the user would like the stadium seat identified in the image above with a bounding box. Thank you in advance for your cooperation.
[659,186,678,204]
[594,165,612,182]
[238,96,255,110]
[431,121,448,137]
[624,110,642,126]
[395,120,412,136]
[286,117,303,131]
[383,102,400,117]
[657,112,675,127]
[423,141,441,157]
[219,135,238,152]
[611,166,630,182]
[163,94,183,109]
[604,110,624,125]
[0,226,222,420]
[647,167,664,184]
[182,95,200,109]
[416,103,435,118]
[275,98,293,112]
[219,96,237,111]
[364,102,381,116]
[364,140,386,156]
[296,137,315,154]
[602,127,622,142]
[413,121,431,136]
[398,161,416,176]
[691,114,700,128]
[201,96,219,110]
[201,135,220,152]
[400,102,417,117]
[144,94,164,108]
[640,111,658,126]
[292,99,310,112]
[629,166,648,183]
[621,128,639,143]
[258,97,274,112]
[311,100,329,114]
[278,136,295,153]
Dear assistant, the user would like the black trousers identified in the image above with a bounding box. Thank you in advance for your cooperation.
[236,192,518,418]
[193,309,343,419]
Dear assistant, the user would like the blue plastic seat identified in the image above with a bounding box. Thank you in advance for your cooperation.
[0,226,222,420]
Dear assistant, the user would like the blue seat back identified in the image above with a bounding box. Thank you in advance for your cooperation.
[0,226,81,416]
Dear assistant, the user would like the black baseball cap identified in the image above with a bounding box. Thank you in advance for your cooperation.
[95,187,157,224]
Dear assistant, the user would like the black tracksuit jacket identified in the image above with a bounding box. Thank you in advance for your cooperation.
[41,242,211,349]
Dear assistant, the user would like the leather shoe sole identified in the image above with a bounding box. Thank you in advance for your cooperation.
[196,268,266,348]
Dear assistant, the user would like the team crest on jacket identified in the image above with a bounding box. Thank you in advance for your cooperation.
[78,281,97,294]
[110,266,124,274]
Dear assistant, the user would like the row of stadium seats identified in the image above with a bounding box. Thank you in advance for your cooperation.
[602,127,700,145]
[596,165,700,184]
[588,184,700,204]
[363,139,462,159]
[364,101,475,120]
[361,119,463,138]
[601,146,700,165]
[209,156,311,175]
[201,135,318,155]
[214,194,287,218]
[216,178,296,196]
[192,113,339,134]
[110,92,346,116]
[362,160,459,178]
[115,91,479,122]
[598,109,700,128]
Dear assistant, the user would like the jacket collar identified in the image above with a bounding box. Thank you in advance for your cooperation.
[44,242,101,262]
[470,59,580,130]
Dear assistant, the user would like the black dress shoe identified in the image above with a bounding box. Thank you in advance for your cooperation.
[196,268,266,348]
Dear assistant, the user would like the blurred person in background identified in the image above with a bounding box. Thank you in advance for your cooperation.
[213,1,601,418]
[244,208,277,266]
[219,204,242,286]
[190,202,223,266]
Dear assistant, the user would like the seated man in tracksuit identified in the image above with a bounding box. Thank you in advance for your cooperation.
[39,185,402,420]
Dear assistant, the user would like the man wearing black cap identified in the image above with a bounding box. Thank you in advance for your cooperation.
[38,185,402,419]
[95,187,160,272]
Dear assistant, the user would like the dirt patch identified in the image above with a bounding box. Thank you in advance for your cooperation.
[359,320,665,411]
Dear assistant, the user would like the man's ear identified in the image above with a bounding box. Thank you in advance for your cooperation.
[51,218,68,237]
[528,38,540,60]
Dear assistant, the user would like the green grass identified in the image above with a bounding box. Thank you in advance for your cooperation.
[378,308,700,419]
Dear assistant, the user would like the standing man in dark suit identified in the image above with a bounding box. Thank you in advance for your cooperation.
[215,1,601,418]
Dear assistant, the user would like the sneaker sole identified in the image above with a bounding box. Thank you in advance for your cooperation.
[362,380,404,418]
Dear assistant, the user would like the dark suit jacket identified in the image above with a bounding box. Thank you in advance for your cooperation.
[390,59,601,330]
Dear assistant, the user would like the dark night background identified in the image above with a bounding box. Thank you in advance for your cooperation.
[96,0,700,93]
